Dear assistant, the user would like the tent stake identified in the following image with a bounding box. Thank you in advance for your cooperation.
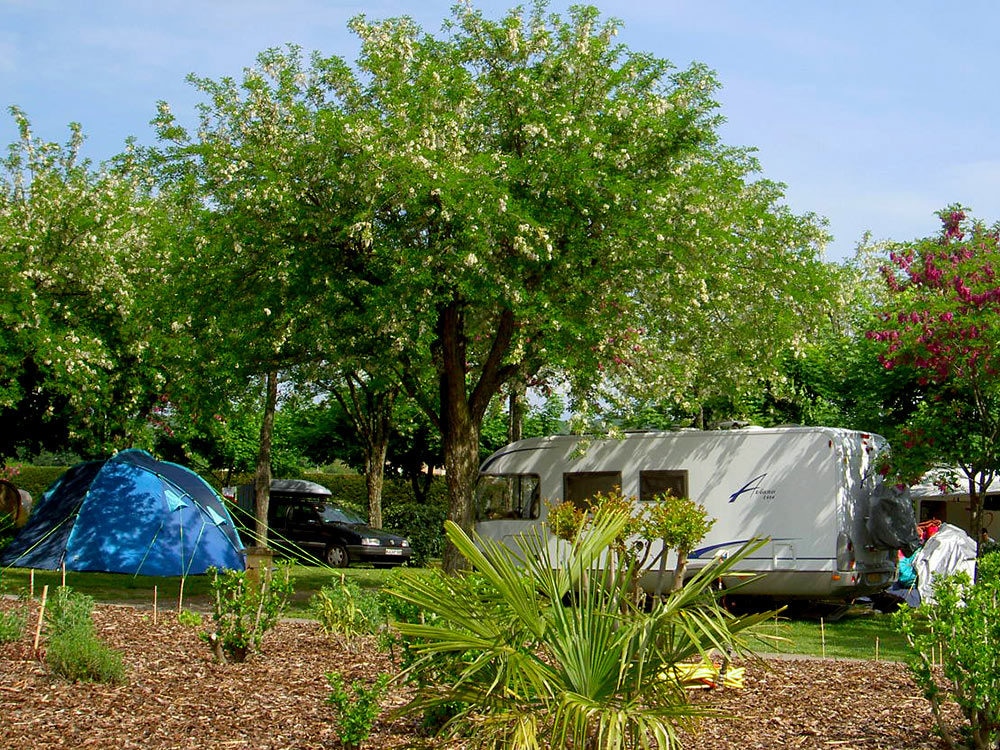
[29,569,34,598]
[60,563,65,588]
[177,576,185,613]
[153,585,158,626]
[33,585,48,655]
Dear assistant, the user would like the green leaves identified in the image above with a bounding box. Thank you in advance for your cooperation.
[0,107,165,456]
[326,670,391,750]
[201,564,294,663]
[895,555,1000,748]
[386,505,773,749]
[869,208,1000,536]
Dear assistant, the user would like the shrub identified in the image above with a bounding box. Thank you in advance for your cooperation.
[45,624,127,684]
[895,552,1000,749]
[0,608,25,643]
[325,671,391,750]
[177,609,204,628]
[382,496,446,566]
[202,564,294,663]
[10,465,68,499]
[44,587,126,685]
[310,575,386,642]
[46,586,97,635]
[386,508,773,749]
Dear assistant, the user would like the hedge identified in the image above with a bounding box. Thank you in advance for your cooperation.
[6,465,67,501]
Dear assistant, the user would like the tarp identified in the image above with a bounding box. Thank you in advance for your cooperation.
[913,522,977,604]
[0,449,245,575]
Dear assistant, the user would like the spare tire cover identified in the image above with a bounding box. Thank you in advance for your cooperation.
[867,481,921,556]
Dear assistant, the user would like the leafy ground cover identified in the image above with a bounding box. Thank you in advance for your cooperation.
[0,597,959,749]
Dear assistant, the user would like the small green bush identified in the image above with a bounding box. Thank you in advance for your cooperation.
[895,551,1000,749]
[177,609,204,628]
[310,575,386,640]
[44,587,126,684]
[202,564,294,663]
[45,622,127,684]
[0,608,25,643]
[46,586,97,635]
[325,671,390,750]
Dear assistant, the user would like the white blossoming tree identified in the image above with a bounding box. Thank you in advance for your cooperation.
[325,4,827,570]
[151,3,827,570]
[147,47,353,544]
[0,107,164,458]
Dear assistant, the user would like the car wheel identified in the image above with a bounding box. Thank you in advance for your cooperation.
[325,544,349,568]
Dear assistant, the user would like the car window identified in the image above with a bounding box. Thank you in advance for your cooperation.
[290,505,316,523]
[319,505,366,525]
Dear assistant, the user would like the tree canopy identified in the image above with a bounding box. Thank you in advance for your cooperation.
[868,206,1000,544]
[4,4,830,573]
[0,107,164,458]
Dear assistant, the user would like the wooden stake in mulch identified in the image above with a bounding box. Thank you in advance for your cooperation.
[29,569,34,598]
[153,585,158,626]
[33,585,48,656]
[177,576,185,613]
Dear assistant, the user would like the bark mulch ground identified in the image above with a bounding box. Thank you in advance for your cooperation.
[0,599,960,749]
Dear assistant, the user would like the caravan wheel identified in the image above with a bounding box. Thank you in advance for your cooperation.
[325,544,349,568]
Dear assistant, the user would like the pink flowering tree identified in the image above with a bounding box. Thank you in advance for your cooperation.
[868,206,1000,549]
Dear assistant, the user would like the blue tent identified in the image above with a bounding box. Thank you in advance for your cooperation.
[0,449,245,576]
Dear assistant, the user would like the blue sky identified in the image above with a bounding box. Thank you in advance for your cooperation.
[3,0,999,261]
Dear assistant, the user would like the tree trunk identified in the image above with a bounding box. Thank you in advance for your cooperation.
[672,549,690,593]
[433,301,518,574]
[439,304,481,574]
[969,474,987,573]
[254,370,278,547]
[508,380,525,444]
[502,382,526,514]
[440,390,480,574]
[364,442,387,530]
[331,372,397,531]
[410,461,433,506]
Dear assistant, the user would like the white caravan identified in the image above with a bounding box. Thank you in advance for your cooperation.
[474,426,917,600]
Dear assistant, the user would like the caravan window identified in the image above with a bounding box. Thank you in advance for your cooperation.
[475,475,541,520]
[639,470,689,501]
[564,472,622,509]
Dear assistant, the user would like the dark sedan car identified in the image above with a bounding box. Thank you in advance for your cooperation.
[269,498,412,568]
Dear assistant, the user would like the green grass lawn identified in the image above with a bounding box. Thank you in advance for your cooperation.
[0,562,402,616]
[747,605,911,662]
[0,563,913,662]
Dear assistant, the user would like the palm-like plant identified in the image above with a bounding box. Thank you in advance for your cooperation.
[387,504,774,749]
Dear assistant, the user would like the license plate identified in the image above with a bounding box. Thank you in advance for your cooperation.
[386,548,403,556]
